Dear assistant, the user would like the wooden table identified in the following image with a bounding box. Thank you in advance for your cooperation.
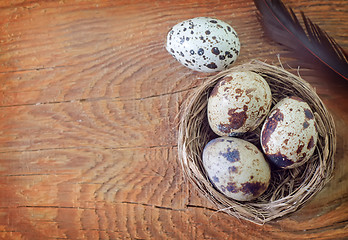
[0,0,347,239]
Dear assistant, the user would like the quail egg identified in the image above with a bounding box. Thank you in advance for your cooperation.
[203,136,271,201]
[261,96,318,169]
[207,71,272,136]
[166,17,240,72]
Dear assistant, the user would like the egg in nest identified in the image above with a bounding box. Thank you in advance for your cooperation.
[166,17,240,72]
[203,136,271,201]
[261,96,318,169]
[207,71,272,136]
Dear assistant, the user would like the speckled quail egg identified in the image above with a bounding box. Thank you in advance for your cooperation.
[261,96,318,169]
[203,136,271,201]
[207,71,272,136]
[166,17,240,72]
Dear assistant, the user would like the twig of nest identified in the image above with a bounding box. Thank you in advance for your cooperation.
[177,60,336,224]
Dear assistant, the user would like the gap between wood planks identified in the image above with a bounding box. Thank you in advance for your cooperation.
[0,85,197,108]
[10,202,218,213]
[0,144,178,154]
[0,65,69,74]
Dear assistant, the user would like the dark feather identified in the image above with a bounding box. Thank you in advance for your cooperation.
[254,0,348,81]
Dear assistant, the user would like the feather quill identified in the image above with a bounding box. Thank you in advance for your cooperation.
[254,0,348,81]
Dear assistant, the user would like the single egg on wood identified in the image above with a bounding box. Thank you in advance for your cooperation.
[207,71,272,136]
[260,96,318,169]
[166,17,240,72]
[202,136,271,201]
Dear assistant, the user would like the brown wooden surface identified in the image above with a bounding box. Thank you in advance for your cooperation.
[0,0,347,239]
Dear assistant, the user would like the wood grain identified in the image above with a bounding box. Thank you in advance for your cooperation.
[0,0,347,239]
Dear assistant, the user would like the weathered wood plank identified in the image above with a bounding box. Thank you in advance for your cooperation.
[0,0,347,239]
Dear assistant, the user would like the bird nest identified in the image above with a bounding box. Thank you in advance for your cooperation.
[177,60,336,224]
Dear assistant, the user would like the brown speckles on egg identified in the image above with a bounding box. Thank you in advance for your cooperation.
[245,88,256,95]
[197,48,204,56]
[166,17,240,72]
[234,88,243,100]
[211,47,220,55]
[212,176,220,183]
[261,97,318,169]
[261,109,284,152]
[202,137,271,201]
[219,147,240,162]
[267,152,294,168]
[296,141,305,155]
[226,182,239,193]
[307,136,315,149]
[228,166,238,173]
[208,71,272,136]
[221,180,268,198]
[226,105,248,130]
[217,123,232,134]
[220,185,226,192]
[225,51,233,58]
[258,106,265,114]
[206,62,218,69]
[304,108,314,119]
[252,158,260,166]
[240,182,267,196]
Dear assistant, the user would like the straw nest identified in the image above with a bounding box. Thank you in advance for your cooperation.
[177,60,336,225]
